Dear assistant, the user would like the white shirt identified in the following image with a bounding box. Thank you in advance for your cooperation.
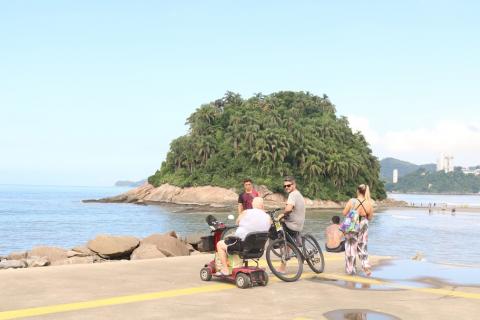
[234,208,271,240]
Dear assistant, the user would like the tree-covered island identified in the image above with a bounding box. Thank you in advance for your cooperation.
[148,91,386,201]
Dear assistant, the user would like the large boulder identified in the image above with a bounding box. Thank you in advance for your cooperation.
[256,185,274,198]
[143,184,238,207]
[27,247,68,264]
[71,246,95,257]
[84,183,155,203]
[164,230,178,239]
[171,186,238,206]
[185,233,203,245]
[143,184,182,202]
[0,260,27,269]
[264,193,286,208]
[87,235,140,259]
[142,234,190,257]
[52,256,95,266]
[130,243,166,260]
[23,256,50,267]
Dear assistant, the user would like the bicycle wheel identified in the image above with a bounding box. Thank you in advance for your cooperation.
[266,238,303,282]
[267,238,283,258]
[302,234,325,273]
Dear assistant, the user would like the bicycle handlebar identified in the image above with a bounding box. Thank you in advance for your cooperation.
[266,208,285,222]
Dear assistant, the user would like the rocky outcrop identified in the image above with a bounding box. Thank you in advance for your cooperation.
[84,183,343,209]
[142,184,182,203]
[83,184,155,204]
[87,235,140,259]
[375,198,408,208]
[84,182,403,210]
[304,198,343,209]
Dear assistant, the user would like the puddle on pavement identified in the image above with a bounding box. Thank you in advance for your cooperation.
[308,259,480,290]
[323,309,400,320]
[374,259,480,288]
[307,276,397,291]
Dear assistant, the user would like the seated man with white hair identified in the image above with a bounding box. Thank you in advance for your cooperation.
[215,197,272,276]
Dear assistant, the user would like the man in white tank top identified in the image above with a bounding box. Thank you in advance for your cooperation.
[215,197,271,276]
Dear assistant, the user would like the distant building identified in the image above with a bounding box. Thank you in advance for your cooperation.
[462,167,480,176]
[437,154,454,173]
[392,169,398,184]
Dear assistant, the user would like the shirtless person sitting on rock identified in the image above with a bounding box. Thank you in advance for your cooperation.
[325,215,345,252]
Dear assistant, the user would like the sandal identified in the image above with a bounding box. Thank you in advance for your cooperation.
[215,270,230,276]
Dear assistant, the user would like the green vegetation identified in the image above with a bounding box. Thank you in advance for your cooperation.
[386,168,480,193]
[380,157,435,183]
[148,91,386,201]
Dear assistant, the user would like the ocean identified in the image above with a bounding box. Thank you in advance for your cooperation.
[1,185,479,267]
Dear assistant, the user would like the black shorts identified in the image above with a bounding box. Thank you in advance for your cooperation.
[326,240,345,253]
[283,224,301,246]
[225,236,242,255]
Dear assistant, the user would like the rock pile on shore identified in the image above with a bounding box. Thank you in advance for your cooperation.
[0,231,206,270]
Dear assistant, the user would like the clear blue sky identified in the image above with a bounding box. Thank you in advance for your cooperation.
[1,1,479,186]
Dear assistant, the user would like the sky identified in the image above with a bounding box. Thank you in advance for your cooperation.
[1,1,479,186]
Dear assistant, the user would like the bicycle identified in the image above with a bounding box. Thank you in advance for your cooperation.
[265,208,325,282]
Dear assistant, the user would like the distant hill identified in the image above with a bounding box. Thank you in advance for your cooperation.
[114,179,146,187]
[380,157,436,183]
[386,168,480,194]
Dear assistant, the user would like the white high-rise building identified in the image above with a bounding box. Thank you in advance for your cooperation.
[437,153,454,173]
[393,169,398,184]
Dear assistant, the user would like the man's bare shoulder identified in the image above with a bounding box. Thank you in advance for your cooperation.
[326,224,338,232]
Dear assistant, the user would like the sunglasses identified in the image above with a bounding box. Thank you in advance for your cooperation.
[283,184,293,188]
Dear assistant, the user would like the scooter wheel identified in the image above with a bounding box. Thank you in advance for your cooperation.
[200,267,212,281]
[260,271,269,286]
[235,273,251,289]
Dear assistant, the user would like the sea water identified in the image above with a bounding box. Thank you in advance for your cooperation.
[1,185,479,267]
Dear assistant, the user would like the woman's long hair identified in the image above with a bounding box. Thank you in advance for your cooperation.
[357,184,371,201]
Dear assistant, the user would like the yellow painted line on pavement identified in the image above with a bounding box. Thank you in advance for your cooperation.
[1,264,479,319]
[0,283,236,320]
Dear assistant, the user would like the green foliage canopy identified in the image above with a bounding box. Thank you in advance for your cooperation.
[148,91,386,201]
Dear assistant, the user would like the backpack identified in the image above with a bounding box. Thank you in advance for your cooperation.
[339,199,365,233]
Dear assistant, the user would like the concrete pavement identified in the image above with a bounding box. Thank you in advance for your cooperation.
[0,253,479,319]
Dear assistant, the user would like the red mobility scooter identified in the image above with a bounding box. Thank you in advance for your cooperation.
[199,215,270,289]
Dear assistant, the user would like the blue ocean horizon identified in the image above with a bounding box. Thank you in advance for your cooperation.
[1,184,479,268]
